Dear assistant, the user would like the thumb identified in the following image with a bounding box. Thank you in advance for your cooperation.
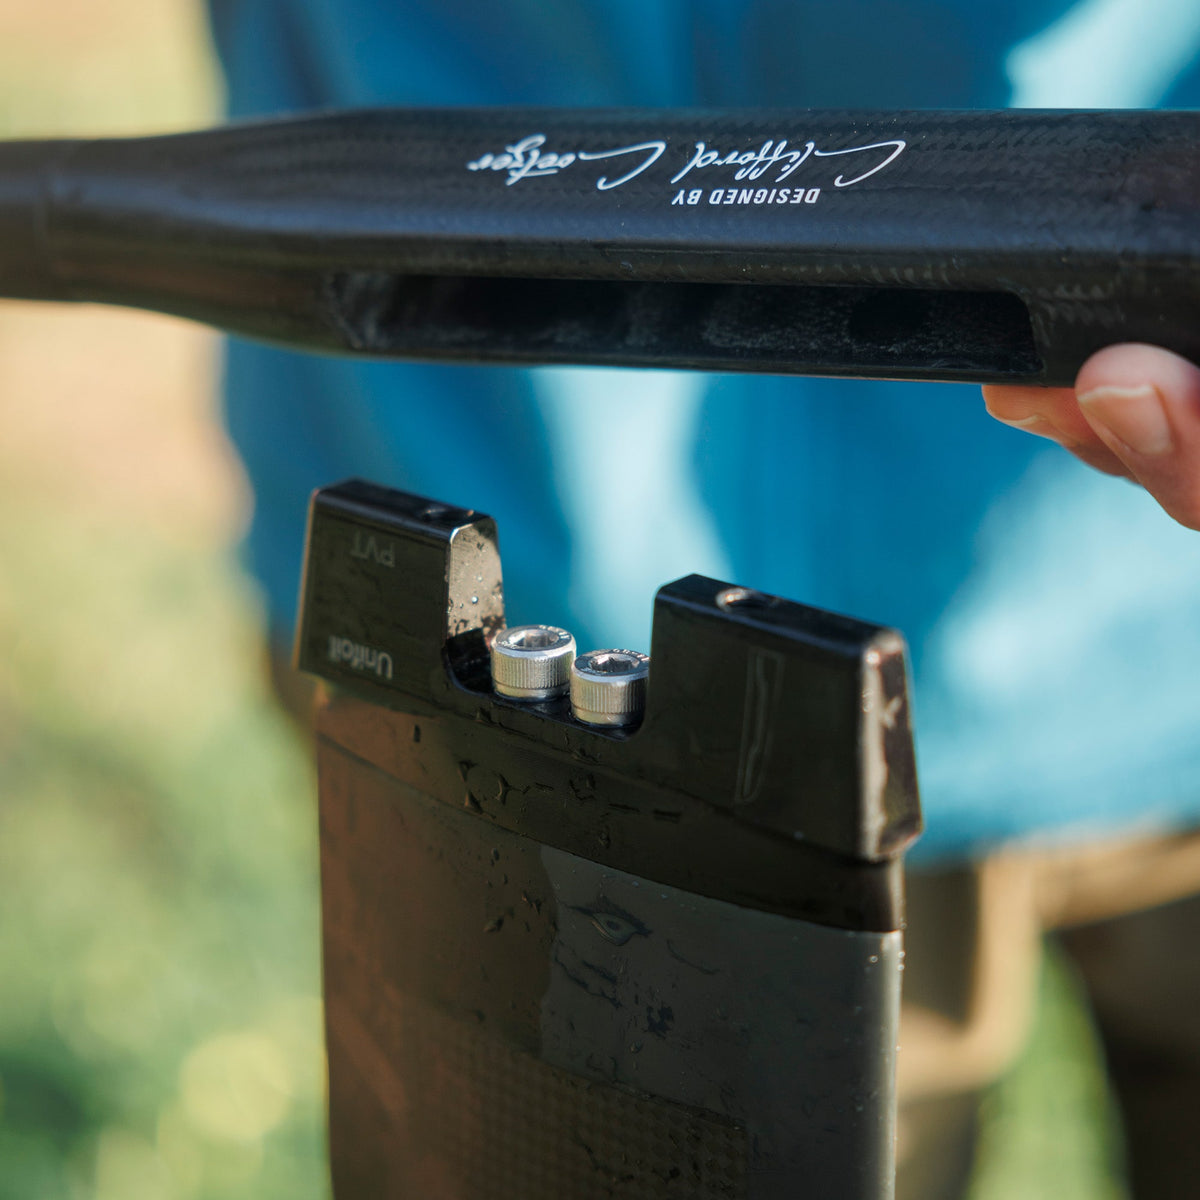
[1074,343,1200,530]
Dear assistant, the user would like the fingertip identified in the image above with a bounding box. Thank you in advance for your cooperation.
[981,383,1073,423]
[981,382,1109,455]
[1075,343,1200,412]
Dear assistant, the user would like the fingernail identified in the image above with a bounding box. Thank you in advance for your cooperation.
[995,414,1081,448]
[1077,384,1173,456]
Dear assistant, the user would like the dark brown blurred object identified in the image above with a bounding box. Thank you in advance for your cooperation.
[1061,893,1200,1200]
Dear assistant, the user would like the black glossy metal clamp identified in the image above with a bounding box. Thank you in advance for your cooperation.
[296,479,920,933]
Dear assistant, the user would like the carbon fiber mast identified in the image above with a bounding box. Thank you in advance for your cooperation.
[0,107,1197,383]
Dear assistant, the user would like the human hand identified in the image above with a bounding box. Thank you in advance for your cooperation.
[982,344,1200,530]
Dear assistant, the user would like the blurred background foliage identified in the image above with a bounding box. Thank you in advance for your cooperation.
[0,2,327,1196]
[0,2,1124,1198]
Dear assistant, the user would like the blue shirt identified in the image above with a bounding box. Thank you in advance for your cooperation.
[207,0,1200,862]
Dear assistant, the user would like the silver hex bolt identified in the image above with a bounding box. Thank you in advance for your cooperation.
[570,649,650,727]
[490,625,576,700]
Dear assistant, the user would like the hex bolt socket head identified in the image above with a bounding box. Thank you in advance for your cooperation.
[570,649,650,727]
[490,625,576,700]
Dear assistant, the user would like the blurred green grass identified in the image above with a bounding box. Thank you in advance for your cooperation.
[0,2,1129,1197]
[0,502,327,1199]
[966,948,1126,1200]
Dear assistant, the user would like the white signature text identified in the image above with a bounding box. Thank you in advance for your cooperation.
[465,132,906,194]
[671,137,906,188]
[467,134,666,190]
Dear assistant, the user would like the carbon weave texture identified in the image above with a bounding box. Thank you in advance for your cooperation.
[440,997,746,1199]
[329,985,750,1200]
